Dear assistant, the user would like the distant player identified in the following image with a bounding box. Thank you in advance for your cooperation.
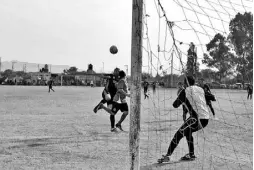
[158,76,210,163]
[93,69,119,132]
[96,70,130,131]
[143,80,149,99]
[48,79,55,93]
[152,81,156,94]
[198,78,216,119]
[247,85,252,100]
[90,80,94,87]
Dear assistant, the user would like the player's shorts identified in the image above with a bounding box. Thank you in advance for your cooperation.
[110,102,128,114]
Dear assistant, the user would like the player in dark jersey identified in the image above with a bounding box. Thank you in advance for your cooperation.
[247,85,252,100]
[93,69,119,132]
[143,80,149,99]
[158,76,210,163]
[152,81,156,94]
[198,78,217,119]
[48,79,55,93]
[95,70,130,131]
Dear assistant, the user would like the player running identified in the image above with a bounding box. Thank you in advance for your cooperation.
[152,81,156,94]
[48,79,55,93]
[247,84,252,100]
[143,80,149,99]
[158,76,210,163]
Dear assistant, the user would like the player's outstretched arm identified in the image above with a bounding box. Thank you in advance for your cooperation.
[173,90,185,108]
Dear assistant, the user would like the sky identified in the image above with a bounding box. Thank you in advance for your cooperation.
[0,0,252,75]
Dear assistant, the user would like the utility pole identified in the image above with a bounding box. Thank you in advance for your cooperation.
[23,64,27,73]
[12,61,17,72]
[171,49,174,87]
[124,65,128,76]
[0,57,1,75]
[102,62,104,73]
[130,0,143,170]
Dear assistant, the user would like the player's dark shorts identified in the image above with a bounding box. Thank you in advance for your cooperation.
[110,102,128,114]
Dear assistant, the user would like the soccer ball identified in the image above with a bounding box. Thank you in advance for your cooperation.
[110,45,118,54]
[105,93,111,101]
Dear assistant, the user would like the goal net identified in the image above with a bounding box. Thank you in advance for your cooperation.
[139,0,253,169]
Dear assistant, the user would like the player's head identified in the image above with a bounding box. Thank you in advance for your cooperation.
[177,82,183,88]
[198,78,204,86]
[184,76,195,87]
[119,70,126,79]
[113,67,120,78]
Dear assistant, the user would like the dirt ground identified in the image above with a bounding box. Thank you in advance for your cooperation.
[0,86,252,170]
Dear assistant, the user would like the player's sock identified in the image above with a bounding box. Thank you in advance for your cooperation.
[116,113,128,127]
[93,102,101,113]
[93,103,103,113]
[110,115,115,128]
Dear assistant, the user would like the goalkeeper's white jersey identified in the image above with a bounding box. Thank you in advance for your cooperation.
[185,86,210,119]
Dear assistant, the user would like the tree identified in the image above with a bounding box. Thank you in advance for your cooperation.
[202,33,235,82]
[228,12,253,82]
[142,72,152,80]
[2,69,13,77]
[44,64,49,73]
[200,69,217,82]
[186,42,199,78]
[63,66,78,75]
[15,71,26,77]
[40,64,49,73]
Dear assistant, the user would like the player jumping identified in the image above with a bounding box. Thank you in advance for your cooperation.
[96,70,130,131]
[93,69,119,132]
[158,76,210,163]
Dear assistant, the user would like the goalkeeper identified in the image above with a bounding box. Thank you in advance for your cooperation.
[158,76,210,163]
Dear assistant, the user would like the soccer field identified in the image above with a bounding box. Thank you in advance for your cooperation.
[0,86,252,170]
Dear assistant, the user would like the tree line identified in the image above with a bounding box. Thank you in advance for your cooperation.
[189,12,252,83]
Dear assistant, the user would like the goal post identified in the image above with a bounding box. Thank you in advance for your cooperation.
[129,0,143,169]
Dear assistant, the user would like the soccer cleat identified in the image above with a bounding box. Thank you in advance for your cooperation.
[93,103,100,113]
[116,124,124,131]
[93,103,103,113]
[157,155,170,163]
[110,128,117,132]
[180,153,196,161]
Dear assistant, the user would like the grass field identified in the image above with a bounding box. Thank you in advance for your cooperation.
[0,86,252,170]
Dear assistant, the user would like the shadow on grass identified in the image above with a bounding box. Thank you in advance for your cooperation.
[140,161,183,170]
